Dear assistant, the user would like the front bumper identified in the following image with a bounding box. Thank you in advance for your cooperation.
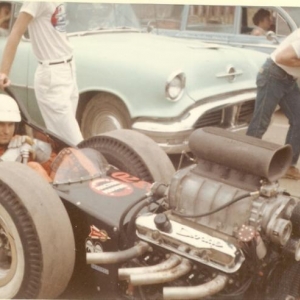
[132,91,256,154]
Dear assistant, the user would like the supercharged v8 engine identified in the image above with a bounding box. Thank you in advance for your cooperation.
[87,127,300,300]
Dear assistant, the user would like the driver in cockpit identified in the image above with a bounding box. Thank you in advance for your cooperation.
[0,94,55,181]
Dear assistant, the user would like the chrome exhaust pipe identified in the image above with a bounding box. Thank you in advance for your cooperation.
[163,274,229,299]
[119,254,181,280]
[86,241,150,264]
[129,258,192,286]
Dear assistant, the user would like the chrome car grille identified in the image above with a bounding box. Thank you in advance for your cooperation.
[194,100,255,129]
[237,100,255,123]
[194,110,223,128]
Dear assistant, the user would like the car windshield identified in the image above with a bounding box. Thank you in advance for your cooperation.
[132,4,184,30]
[66,3,141,34]
[51,148,109,184]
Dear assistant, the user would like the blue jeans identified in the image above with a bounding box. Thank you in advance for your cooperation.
[247,58,300,165]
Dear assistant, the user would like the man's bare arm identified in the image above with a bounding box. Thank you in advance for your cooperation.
[275,44,300,68]
[0,12,32,89]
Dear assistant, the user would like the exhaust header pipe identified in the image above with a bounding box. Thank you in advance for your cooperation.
[129,258,192,286]
[119,254,181,280]
[86,241,150,265]
[189,127,292,182]
[163,274,228,299]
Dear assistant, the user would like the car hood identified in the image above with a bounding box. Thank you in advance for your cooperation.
[71,32,267,102]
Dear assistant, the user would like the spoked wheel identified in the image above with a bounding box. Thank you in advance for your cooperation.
[81,93,131,139]
[0,162,75,299]
[78,129,175,183]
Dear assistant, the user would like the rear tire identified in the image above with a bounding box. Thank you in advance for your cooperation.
[78,129,175,183]
[0,162,75,299]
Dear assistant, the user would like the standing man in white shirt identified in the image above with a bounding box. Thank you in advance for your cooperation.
[0,2,83,145]
[247,29,300,180]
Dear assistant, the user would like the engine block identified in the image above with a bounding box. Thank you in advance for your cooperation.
[136,127,300,274]
[87,127,300,300]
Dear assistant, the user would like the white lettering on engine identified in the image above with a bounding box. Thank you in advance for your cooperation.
[177,228,224,248]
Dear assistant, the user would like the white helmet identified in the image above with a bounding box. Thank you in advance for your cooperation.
[0,94,21,122]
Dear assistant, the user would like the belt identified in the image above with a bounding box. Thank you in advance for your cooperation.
[267,58,297,81]
[39,57,72,65]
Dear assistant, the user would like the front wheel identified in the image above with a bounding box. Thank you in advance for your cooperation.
[81,93,131,139]
[0,162,75,299]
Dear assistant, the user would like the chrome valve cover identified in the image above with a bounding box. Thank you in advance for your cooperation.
[135,213,245,273]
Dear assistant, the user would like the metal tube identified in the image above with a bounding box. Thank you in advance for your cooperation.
[189,127,292,182]
[119,254,182,280]
[130,258,192,286]
[163,274,228,299]
[86,241,150,264]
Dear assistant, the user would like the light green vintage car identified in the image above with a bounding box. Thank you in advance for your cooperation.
[0,2,267,154]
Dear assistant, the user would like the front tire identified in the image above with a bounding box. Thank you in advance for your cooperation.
[81,93,131,139]
[0,162,75,299]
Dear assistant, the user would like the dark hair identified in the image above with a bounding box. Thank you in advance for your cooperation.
[252,9,270,26]
[0,2,11,10]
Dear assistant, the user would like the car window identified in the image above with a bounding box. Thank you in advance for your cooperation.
[133,4,236,33]
[186,6,236,34]
[241,7,273,35]
[282,7,300,28]
[241,7,291,37]
[0,2,31,39]
[274,11,292,36]
[0,1,13,37]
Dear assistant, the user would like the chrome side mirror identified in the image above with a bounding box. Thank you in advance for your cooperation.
[266,31,280,44]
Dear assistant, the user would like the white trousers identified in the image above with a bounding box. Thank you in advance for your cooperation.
[34,60,83,145]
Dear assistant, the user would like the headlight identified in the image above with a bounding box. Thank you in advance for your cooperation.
[165,71,186,101]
